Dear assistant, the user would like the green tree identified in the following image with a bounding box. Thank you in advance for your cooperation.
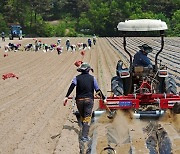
[145,0,179,18]
[106,0,122,36]
[88,1,110,35]
[50,0,66,20]
[0,13,8,33]
[78,13,93,34]
[171,10,180,36]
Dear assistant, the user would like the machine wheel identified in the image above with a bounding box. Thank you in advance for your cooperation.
[165,75,177,94]
[111,76,124,96]
[172,103,180,114]
[19,35,22,40]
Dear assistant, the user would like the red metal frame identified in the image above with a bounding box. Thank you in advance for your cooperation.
[99,93,180,110]
[68,81,180,110]
[99,79,180,110]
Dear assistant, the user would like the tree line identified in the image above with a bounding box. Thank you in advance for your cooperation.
[0,0,179,37]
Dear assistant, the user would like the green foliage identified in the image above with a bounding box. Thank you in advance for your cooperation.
[66,27,78,37]
[88,1,110,35]
[0,0,179,36]
[171,10,180,36]
[55,21,66,36]
[54,18,78,37]
[0,13,8,33]
[42,23,56,37]
[78,13,93,34]
[130,11,172,36]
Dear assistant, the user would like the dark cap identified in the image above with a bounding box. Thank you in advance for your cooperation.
[138,44,153,53]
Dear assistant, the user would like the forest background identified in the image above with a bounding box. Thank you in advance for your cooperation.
[0,0,179,37]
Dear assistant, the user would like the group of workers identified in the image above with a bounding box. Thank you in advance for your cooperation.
[65,36,96,52]
[2,36,97,55]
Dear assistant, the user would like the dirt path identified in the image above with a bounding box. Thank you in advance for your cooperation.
[0,37,179,154]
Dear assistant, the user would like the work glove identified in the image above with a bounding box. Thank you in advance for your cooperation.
[103,99,107,104]
[63,97,68,106]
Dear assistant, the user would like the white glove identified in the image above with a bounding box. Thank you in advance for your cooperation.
[63,97,68,106]
[103,99,107,104]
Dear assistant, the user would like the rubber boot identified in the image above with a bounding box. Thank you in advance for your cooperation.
[81,123,91,142]
[82,122,90,138]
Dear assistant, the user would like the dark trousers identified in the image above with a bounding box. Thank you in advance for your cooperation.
[76,98,93,137]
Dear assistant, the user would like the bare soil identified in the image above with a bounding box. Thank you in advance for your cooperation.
[0,37,179,154]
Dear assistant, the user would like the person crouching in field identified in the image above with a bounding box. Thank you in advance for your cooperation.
[93,34,97,45]
[14,43,21,51]
[57,39,61,45]
[7,43,21,51]
[70,44,76,52]
[50,44,56,51]
[57,45,63,55]
[83,43,87,50]
[24,44,33,51]
[4,44,11,52]
[77,42,83,50]
[43,44,49,52]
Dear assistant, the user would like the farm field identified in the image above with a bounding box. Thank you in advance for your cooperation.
[0,37,179,154]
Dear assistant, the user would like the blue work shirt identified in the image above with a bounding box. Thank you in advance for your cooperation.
[133,50,152,67]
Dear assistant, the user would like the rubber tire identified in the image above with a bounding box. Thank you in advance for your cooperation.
[111,76,124,96]
[172,103,180,114]
[165,75,177,94]
[157,77,165,93]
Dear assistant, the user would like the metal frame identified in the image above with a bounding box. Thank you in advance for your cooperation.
[99,94,180,110]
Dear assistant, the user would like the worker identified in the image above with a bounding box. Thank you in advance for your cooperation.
[133,44,153,68]
[82,43,87,50]
[63,62,106,142]
[57,39,61,45]
[70,44,76,52]
[88,38,92,49]
[66,39,70,51]
[1,31,5,41]
[35,39,39,52]
[57,45,63,55]
[93,34,96,45]
[24,43,33,51]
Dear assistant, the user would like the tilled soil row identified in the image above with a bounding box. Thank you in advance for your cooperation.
[0,37,179,154]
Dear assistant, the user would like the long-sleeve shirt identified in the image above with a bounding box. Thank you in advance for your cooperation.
[133,50,152,67]
[65,72,105,100]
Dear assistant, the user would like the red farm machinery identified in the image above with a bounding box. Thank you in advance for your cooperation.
[99,19,180,118]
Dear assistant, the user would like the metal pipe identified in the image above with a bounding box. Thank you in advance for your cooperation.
[92,111,106,117]
[133,110,165,119]
[122,33,133,94]
[123,34,132,72]
[155,30,164,71]
[138,110,163,114]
